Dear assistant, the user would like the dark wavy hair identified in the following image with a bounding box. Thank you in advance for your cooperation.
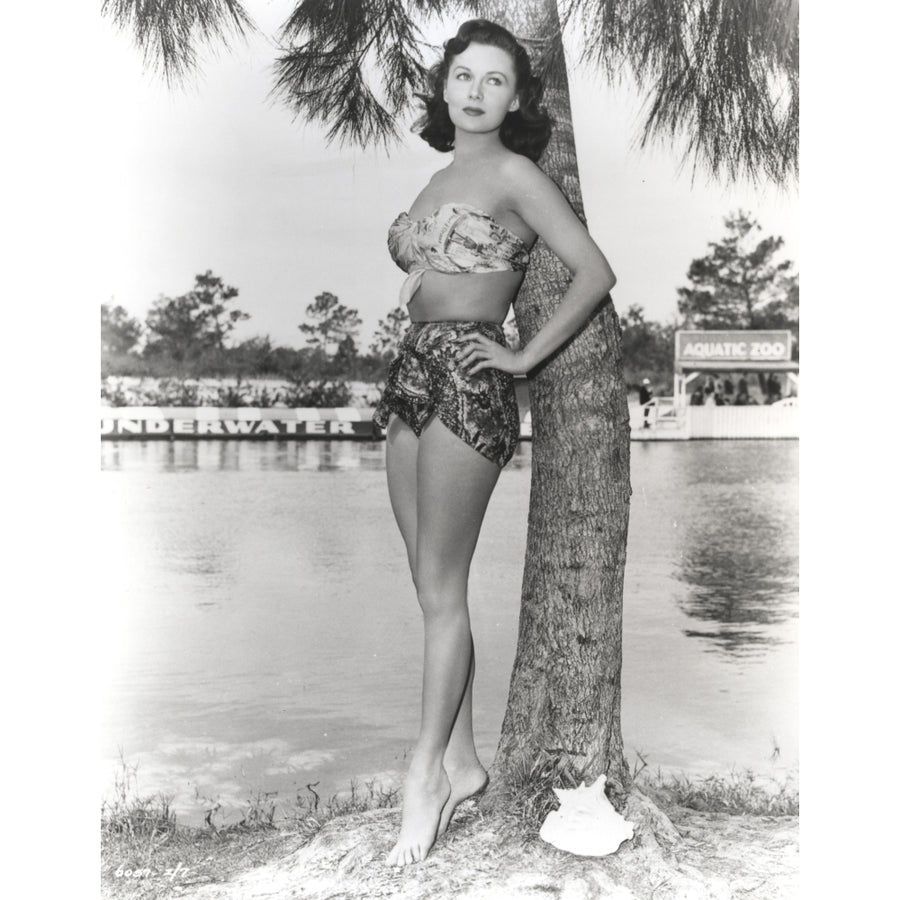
[413,19,552,163]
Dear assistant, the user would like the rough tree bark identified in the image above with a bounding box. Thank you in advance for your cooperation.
[477,0,633,805]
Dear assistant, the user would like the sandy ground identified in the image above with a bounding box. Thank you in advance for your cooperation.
[102,798,798,900]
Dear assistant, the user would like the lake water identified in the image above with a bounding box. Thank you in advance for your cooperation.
[100,439,798,826]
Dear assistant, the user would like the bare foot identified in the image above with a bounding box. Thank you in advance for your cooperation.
[437,764,488,837]
[386,767,451,867]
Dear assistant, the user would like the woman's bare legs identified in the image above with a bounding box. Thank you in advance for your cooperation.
[386,419,489,828]
[384,415,499,865]
[436,642,488,838]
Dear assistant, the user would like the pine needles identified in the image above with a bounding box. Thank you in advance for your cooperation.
[101,1,800,188]
[101,0,256,85]
[271,0,441,149]
[563,0,799,185]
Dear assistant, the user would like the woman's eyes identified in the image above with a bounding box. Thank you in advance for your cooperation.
[454,72,505,86]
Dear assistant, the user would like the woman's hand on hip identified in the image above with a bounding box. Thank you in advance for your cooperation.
[458,331,529,376]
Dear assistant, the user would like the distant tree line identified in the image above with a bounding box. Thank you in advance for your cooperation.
[101,272,409,385]
[102,212,798,400]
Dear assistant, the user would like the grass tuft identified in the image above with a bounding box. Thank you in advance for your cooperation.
[101,757,403,896]
[101,755,179,850]
[637,765,799,816]
[283,777,401,844]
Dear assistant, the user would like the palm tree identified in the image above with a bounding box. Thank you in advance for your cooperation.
[102,0,799,813]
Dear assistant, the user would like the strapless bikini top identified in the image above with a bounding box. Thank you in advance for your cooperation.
[387,202,530,305]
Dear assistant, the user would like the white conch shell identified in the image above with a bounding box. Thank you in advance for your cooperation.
[538,775,634,857]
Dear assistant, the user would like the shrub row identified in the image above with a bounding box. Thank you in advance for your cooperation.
[101,377,365,409]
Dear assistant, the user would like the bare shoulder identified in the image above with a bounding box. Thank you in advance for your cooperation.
[418,164,455,199]
[496,153,561,212]
[407,163,455,213]
[426,161,455,187]
[496,152,547,191]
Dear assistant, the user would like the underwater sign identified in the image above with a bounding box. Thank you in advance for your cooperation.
[100,417,375,438]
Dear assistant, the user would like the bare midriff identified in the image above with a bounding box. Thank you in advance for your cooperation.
[407,269,525,324]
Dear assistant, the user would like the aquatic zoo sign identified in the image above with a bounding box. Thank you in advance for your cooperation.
[675,330,792,366]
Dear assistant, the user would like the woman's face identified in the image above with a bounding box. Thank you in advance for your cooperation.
[443,42,519,135]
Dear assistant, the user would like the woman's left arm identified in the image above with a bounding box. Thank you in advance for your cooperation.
[462,156,616,376]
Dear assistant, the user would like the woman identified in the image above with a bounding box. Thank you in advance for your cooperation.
[373,19,617,867]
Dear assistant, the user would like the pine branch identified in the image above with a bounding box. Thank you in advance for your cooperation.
[101,0,257,85]
[272,0,447,148]
[104,0,799,184]
[563,0,799,185]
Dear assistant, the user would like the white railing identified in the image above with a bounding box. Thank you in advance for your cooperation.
[631,397,686,433]
[686,404,798,438]
[630,397,798,439]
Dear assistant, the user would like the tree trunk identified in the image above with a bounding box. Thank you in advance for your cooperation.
[477,0,633,804]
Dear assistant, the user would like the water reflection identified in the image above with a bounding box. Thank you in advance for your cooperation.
[673,443,799,657]
[100,439,390,472]
[101,438,532,472]
[101,437,798,822]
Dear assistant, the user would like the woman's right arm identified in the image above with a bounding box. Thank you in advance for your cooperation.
[510,155,615,369]
[460,155,615,378]
[462,154,615,378]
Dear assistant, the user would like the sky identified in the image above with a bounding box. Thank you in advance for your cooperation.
[96,0,798,350]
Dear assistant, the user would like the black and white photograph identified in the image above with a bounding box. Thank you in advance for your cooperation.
[94,1,803,896]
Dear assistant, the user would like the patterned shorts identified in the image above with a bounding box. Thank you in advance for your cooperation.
[373,321,520,468]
